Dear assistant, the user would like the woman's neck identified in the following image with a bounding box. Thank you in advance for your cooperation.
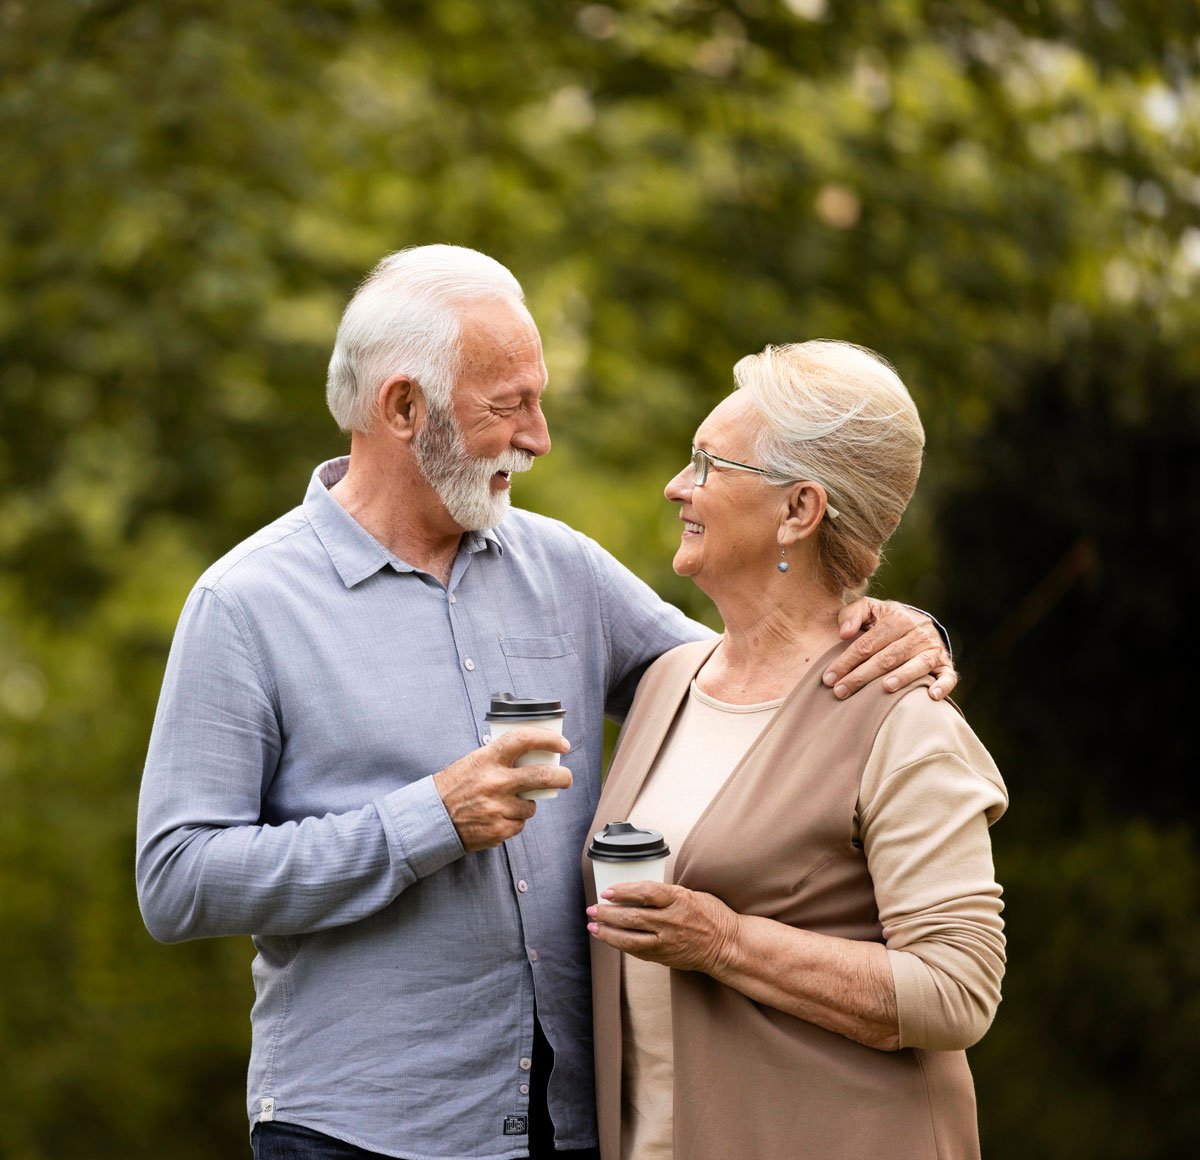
[699,581,844,705]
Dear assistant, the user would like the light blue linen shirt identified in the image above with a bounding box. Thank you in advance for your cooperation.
[136,457,710,1160]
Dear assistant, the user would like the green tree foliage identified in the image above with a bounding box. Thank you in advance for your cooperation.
[1,1,1197,1155]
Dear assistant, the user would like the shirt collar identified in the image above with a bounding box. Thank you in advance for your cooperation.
[304,457,503,589]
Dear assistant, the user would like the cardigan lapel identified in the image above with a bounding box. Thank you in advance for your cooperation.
[596,638,720,826]
[671,638,851,884]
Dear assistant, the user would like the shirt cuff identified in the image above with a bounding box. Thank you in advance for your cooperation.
[379,776,466,881]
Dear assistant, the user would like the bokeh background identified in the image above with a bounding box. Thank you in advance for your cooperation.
[2,1,1198,1156]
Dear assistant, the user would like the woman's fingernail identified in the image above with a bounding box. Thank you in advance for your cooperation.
[602,889,614,899]
[585,906,597,917]
[587,923,598,934]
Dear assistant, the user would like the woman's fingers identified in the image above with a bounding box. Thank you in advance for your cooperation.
[587,889,740,974]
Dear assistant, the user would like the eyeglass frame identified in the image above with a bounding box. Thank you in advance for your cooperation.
[688,445,840,520]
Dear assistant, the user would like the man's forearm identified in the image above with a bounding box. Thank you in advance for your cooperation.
[136,775,463,942]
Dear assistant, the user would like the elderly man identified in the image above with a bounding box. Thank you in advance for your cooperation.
[136,245,954,1160]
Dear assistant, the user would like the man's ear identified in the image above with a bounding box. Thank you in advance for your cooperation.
[778,481,831,545]
[376,375,422,443]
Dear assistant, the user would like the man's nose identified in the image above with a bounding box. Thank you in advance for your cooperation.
[514,407,551,458]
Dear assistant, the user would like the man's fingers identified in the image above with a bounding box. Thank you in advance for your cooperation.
[836,597,875,639]
[511,763,573,796]
[825,615,923,686]
[929,662,958,701]
[876,648,958,699]
[488,800,537,834]
[827,622,942,687]
[878,649,945,694]
[435,742,572,851]
[826,635,913,698]
[490,726,571,763]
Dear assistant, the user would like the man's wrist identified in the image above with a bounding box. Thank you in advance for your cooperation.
[900,603,952,659]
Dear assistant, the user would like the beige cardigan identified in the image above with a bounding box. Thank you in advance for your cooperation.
[585,638,1005,1160]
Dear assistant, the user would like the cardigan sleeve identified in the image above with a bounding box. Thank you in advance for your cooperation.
[857,693,1008,1051]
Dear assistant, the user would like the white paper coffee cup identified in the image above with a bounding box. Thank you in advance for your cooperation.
[485,693,567,801]
[587,822,670,903]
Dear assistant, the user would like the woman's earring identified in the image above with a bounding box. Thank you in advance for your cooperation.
[777,546,790,573]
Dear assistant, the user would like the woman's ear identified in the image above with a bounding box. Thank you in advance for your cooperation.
[778,482,831,545]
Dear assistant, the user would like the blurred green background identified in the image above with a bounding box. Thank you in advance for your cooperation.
[2,1,1197,1156]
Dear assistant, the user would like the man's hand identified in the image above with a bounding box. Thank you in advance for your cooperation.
[824,598,956,701]
[433,728,572,852]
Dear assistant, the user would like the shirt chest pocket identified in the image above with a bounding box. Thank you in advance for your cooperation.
[499,633,578,697]
[498,634,582,733]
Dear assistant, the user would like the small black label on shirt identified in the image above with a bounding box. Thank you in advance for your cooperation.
[503,1116,529,1136]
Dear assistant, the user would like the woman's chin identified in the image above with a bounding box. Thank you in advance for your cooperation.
[671,549,699,578]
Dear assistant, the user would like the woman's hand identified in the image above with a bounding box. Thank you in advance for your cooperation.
[590,880,902,1050]
[586,881,741,975]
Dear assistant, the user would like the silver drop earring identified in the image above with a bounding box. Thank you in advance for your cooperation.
[777,546,790,573]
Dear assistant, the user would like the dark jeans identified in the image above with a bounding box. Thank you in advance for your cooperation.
[251,1120,600,1159]
[251,1019,599,1160]
[252,1122,390,1159]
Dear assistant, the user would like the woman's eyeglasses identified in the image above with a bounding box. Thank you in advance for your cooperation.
[689,446,775,486]
[688,446,840,519]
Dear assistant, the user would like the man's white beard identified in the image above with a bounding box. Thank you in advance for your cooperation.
[414,403,533,531]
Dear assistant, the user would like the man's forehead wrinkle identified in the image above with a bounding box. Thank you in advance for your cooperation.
[456,308,542,375]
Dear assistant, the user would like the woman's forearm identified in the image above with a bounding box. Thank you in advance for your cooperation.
[711,914,900,1051]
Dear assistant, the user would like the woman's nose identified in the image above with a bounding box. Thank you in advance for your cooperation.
[664,465,692,502]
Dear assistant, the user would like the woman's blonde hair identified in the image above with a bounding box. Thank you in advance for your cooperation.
[733,340,925,599]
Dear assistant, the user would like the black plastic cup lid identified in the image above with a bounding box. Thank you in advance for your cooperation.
[485,692,565,720]
[587,821,670,862]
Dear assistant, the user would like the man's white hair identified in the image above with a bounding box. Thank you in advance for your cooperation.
[326,244,527,433]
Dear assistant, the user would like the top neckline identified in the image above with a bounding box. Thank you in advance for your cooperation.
[688,680,786,714]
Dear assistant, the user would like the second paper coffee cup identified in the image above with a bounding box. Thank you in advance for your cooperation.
[486,692,567,801]
[587,822,670,903]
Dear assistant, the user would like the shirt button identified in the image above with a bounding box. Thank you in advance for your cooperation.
[517,880,528,893]
[528,948,538,962]
[519,1083,530,1095]
[519,1058,532,1071]
[482,733,492,744]
[448,593,457,604]
[463,658,475,671]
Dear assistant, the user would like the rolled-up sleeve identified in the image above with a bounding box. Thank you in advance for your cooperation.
[857,696,1008,1051]
[136,585,464,943]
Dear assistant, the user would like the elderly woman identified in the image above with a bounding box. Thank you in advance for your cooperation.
[584,341,1006,1160]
